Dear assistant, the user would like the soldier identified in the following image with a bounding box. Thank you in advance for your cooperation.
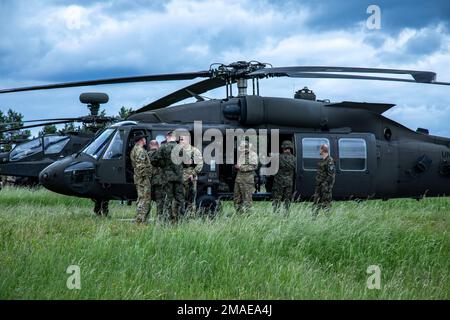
[179,134,203,213]
[234,140,258,214]
[130,131,152,223]
[272,140,296,213]
[148,140,165,218]
[313,144,336,214]
[150,131,184,222]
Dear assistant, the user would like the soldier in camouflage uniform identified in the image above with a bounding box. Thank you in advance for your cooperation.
[313,144,336,214]
[179,134,203,213]
[150,131,184,222]
[148,140,165,218]
[272,140,296,213]
[234,140,258,214]
[130,132,152,223]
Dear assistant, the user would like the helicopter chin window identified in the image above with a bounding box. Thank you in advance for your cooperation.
[82,128,115,159]
[9,138,43,161]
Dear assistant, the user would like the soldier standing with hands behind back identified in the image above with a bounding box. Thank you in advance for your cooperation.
[234,140,258,214]
[272,140,296,213]
[130,131,152,224]
[313,144,335,215]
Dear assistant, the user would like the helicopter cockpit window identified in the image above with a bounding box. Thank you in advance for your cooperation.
[103,130,125,160]
[302,138,330,170]
[338,138,367,171]
[9,138,43,161]
[44,136,70,154]
[82,128,115,159]
[154,134,166,145]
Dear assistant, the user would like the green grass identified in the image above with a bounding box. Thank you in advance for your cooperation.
[0,187,449,299]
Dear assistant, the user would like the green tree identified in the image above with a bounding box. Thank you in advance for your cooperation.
[39,125,57,136]
[0,109,31,151]
[118,106,134,119]
[59,122,78,134]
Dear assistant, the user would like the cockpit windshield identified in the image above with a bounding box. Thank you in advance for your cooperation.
[44,135,70,154]
[82,128,115,159]
[10,138,43,161]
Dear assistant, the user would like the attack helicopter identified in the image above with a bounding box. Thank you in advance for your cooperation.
[0,93,114,187]
[1,61,450,212]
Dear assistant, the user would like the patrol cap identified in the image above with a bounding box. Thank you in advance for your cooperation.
[133,131,147,142]
[281,140,293,149]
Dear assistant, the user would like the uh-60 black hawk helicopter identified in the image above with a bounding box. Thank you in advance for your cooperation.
[1,61,450,213]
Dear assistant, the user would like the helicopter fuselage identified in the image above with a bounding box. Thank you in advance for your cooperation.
[37,96,450,204]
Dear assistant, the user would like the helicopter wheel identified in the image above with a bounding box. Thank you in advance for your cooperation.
[196,195,220,218]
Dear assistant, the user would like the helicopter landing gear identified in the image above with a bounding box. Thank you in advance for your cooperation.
[93,199,109,217]
[196,195,220,218]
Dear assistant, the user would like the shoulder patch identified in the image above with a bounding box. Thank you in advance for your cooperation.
[328,163,335,173]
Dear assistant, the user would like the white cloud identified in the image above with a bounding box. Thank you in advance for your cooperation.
[0,0,449,137]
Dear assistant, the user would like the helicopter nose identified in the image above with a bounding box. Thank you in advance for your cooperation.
[39,157,74,195]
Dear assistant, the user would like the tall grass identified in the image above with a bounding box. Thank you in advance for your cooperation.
[0,187,448,299]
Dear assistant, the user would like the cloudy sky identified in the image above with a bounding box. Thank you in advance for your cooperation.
[1,0,449,137]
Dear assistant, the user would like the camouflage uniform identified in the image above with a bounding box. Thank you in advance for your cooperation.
[313,155,336,213]
[272,141,296,212]
[148,149,165,219]
[130,143,152,223]
[150,140,184,222]
[181,144,203,212]
[234,144,258,214]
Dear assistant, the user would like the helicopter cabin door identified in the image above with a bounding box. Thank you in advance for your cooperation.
[295,133,376,199]
[97,129,127,185]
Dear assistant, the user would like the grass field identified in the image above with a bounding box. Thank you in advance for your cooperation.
[0,187,449,299]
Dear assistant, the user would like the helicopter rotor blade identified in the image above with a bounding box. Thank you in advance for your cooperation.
[249,66,450,85]
[134,77,231,113]
[0,71,211,94]
[0,116,115,134]
[0,118,78,127]
[0,120,79,133]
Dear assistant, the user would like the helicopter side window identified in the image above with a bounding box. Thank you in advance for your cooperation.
[9,138,43,161]
[82,128,115,159]
[44,136,70,154]
[302,138,330,170]
[338,138,367,171]
[103,130,125,160]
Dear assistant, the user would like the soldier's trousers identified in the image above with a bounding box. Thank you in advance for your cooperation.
[272,183,293,212]
[234,174,255,214]
[183,179,197,212]
[313,183,333,213]
[153,184,165,219]
[163,181,184,222]
[134,176,151,223]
